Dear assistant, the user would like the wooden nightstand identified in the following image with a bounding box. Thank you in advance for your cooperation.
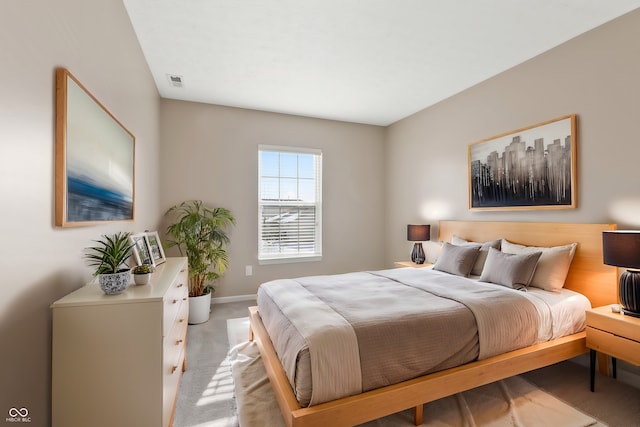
[585,305,640,392]
[394,261,433,268]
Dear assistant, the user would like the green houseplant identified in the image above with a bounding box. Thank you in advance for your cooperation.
[165,200,235,323]
[132,264,155,285]
[132,264,155,274]
[84,232,134,295]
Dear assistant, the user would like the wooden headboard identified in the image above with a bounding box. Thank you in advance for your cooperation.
[438,221,618,308]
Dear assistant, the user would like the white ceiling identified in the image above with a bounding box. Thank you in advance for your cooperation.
[123,1,640,126]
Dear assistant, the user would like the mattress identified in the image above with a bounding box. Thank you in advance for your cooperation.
[256,267,590,407]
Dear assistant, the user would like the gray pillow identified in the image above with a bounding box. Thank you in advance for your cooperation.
[451,235,502,276]
[500,239,577,291]
[433,242,480,277]
[479,247,542,289]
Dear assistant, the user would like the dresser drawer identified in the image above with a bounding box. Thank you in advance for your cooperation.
[163,274,189,337]
[165,298,188,361]
[586,326,640,365]
[586,310,640,342]
[163,348,185,427]
[162,302,187,427]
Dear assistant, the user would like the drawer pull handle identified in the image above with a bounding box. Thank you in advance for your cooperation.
[179,318,185,323]
[177,283,184,288]
[180,269,186,272]
[183,297,188,301]
[172,299,178,304]
[176,339,183,345]
[171,366,178,374]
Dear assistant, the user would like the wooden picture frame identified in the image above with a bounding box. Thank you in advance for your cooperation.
[130,233,155,267]
[144,231,166,265]
[468,114,576,211]
[55,68,135,227]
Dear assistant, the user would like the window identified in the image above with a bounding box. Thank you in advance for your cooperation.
[258,145,322,262]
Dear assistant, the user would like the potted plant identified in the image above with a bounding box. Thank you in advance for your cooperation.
[132,264,155,285]
[165,200,236,324]
[84,232,134,295]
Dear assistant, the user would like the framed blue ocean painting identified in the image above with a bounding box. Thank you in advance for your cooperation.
[55,68,135,226]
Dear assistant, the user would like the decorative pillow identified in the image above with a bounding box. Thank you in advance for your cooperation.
[433,242,480,277]
[422,240,443,265]
[501,239,578,291]
[451,235,502,276]
[479,248,542,290]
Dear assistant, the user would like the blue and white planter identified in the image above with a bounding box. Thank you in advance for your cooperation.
[98,270,131,295]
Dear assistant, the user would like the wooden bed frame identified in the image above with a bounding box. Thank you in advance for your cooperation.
[248,221,617,427]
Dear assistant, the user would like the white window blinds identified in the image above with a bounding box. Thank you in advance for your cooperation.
[258,145,322,262]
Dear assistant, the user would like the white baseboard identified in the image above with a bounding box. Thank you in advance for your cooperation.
[618,367,640,389]
[212,294,257,304]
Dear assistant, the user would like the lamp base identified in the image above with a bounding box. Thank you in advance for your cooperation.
[411,242,426,265]
[621,308,640,318]
[619,270,640,317]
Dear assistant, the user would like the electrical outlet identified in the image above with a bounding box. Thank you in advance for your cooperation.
[245,265,253,276]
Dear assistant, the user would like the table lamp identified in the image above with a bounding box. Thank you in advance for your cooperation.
[407,224,430,264]
[602,230,640,317]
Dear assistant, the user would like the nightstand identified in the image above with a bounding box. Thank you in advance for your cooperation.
[585,305,640,392]
[394,261,433,268]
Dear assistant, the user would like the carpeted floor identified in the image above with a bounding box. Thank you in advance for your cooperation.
[173,301,640,427]
[229,340,605,427]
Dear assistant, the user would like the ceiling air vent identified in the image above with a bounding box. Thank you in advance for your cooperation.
[167,74,184,88]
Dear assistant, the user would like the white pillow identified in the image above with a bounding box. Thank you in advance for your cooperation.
[423,240,442,264]
[451,235,501,276]
[500,239,578,291]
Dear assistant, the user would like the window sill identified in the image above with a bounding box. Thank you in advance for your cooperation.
[258,255,322,265]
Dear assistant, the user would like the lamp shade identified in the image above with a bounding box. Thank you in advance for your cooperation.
[602,231,640,269]
[407,225,430,242]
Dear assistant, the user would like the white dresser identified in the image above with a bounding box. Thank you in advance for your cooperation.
[51,257,189,427]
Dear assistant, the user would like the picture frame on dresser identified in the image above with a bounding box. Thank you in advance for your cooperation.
[54,68,135,227]
[130,233,155,267]
[468,114,577,211]
[145,231,166,265]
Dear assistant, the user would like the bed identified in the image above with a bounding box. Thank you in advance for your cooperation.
[248,221,618,427]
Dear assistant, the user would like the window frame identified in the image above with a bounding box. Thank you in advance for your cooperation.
[258,144,323,264]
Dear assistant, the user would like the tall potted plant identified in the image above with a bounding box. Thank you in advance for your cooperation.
[84,232,134,295]
[165,200,235,324]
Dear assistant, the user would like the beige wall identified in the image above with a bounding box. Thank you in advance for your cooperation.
[386,9,640,264]
[159,100,387,298]
[0,1,161,426]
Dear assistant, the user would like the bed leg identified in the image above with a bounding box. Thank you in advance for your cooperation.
[413,404,423,425]
[248,324,254,342]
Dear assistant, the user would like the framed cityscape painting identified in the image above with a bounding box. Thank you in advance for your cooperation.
[55,68,135,227]
[468,114,577,211]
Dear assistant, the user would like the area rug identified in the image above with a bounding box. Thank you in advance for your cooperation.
[227,318,606,427]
